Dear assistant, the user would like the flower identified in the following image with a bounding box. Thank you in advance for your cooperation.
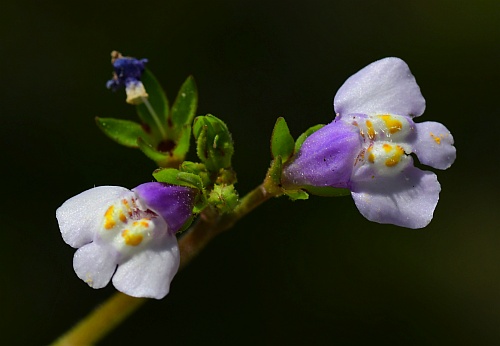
[106,50,149,105]
[56,182,196,299]
[283,57,456,229]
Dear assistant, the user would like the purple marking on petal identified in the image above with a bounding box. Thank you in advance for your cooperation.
[133,182,196,233]
[334,57,426,118]
[56,186,132,248]
[350,162,441,229]
[282,119,362,188]
[73,242,118,289]
[412,121,456,170]
[112,233,179,299]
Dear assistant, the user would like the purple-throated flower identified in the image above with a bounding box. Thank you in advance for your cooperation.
[106,50,149,105]
[283,57,456,229]
[56,183,196,299]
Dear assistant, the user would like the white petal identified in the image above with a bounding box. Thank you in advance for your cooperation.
[56,186,132,248]
[412,121,456,170]
[73,242,118,289]
[350,163,441,229]
[112,233,180,299]
[334,57,426,118]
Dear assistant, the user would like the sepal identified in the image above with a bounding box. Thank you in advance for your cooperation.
[208,184,239,213]
[137,138,182,168]
[271,117,295,163]
[294,124,324,152]
[193,114,234,171]
[153,168,204,190]
[170,76,198,139]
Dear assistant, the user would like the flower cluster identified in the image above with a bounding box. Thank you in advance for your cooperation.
[283,57,456,228]
[56,183,196,299]
[106,50,149,105]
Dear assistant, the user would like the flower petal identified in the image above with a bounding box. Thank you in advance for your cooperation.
[412,121,456,170]
[112,233,180,299]
[56,186,133,248]
[350,163,441,229]
[133,183,196,233]
[73,242,118,289]
[334,57,426,118]
[282,119,362,188]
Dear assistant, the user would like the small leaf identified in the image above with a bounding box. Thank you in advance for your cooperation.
[153,168,201,189]
[170,76,198,137]
[284,189,309,201]
[136,69,169,140]
[302,185,350,197]
[294,124,324,152]
[271,117,295,163]
[95,117,148,148]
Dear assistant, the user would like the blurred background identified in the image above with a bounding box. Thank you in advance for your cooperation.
[2,0,499,344]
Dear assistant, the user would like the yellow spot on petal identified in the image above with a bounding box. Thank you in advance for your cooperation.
[104,206,116,230]
[367,147,375,163]
[379,114,403,134]
[122,229,143,246]
[382,143,392,153]
[385,146,405,167]
[430,132,441,144]
[366,120,375,139]
[119,212,127,223]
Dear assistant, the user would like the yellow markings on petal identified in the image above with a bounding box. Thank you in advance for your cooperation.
[366,120,375,139]
[104,206,116,230]
[121,229,143,246]
[367,146,375,163]
[430,132,442,145]
[385,145,405,167]
[119,212,127,223]
[378,114,403,134]
[132,220,150,228]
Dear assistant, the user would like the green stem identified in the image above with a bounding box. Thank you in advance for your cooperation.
[142,96,167,139]
[51,183,279,345]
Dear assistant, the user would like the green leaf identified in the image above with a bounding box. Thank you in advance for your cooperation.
[193,115,234,171]
[294,124,324,152]
[170,76,198,138]
[95,117,148,148]
[271,117,295,163]
[284,189,309,201]
[302,185,350,197]
[136,69,169,140]
[153,168,201,189]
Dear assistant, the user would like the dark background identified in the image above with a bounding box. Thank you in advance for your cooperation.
[2,0,499,344]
